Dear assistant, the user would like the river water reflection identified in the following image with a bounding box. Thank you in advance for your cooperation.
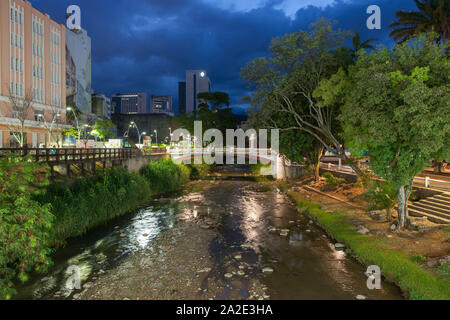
[15,179,403,300]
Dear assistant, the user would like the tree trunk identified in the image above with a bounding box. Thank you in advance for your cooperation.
[386,207,392,222]
[312,145,324,182]
[397,179,413,228]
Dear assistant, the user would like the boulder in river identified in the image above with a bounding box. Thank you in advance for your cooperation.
[262,267,274,274]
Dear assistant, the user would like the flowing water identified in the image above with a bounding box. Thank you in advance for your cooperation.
[14,177,403,300]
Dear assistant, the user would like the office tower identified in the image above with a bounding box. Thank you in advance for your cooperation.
[178,81,186,115]
[151,95,173,116]
[185,70,211,114]
[111,92,147,114]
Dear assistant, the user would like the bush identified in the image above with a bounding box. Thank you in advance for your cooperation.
[411,254,426,264]
[188,163,212,180]
[0,155,54,299]
[38,168,152,243]
[323,172,346,186]
[250,162,271,175]
[140,159,191,193]
[363,180,397,221]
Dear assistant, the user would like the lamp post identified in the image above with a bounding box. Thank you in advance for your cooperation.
[154,129,158,145]
[129,121,141,145]
[67,107,81,139]
[139,131,146,146]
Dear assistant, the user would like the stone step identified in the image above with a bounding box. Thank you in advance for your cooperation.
[408,205,450,221]
[420,199,450,211]
[413,202,450,214]
[408,208,450,224]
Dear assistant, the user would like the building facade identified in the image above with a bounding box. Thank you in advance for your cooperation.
[92,93,111,120]
[65,27,92,117]
[111,92,147,114]
[111,113,174,144]
[178,81,186,115]
[0,0,68,147]
[185,70,211,114]
[150,95,173,116]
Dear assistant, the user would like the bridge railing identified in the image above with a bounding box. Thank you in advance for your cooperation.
[0,148,136,164]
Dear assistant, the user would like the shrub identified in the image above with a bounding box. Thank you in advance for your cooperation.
[189,163,212,180]
[140,159,191,193]
[250,162,271,176]
[363,180,397,221]
[411,254,426,264]
[38,168,152,243]
[0,155,54,299]
[323,172,346,186]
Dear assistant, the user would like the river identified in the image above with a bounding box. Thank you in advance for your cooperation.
[14,177,403,300]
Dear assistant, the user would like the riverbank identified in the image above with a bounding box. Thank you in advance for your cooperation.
[57,179,403,300]
[281,181,450,300]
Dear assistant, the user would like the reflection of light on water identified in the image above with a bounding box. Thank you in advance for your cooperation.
[240,196,264,248]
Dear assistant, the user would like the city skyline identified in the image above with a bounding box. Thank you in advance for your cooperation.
[27,0,417,115]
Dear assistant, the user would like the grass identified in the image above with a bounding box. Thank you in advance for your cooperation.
[37,159,192,245]
[288,191,450,300]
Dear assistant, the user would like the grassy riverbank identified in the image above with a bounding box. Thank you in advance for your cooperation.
[287,190,450,300]
[36,159,194,245]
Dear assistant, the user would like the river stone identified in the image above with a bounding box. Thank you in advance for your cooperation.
[120,233,126,238]
[237,270,245,276]
[224,273,233,279]
[356,295,367,300]
[73,293,81,300]
[357,226,370,235]
[390,224,397,232]
[334,243,345,250]
[280,229,290,237]
[234,254,242,260]
[200,224,211,229]
[197,268,212,273]
[241,243,251,249]
[262,267,274,274]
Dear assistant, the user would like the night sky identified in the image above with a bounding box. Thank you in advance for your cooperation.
[30,0,417,115]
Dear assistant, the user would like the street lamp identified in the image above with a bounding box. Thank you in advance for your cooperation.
[139,131,146,146]
[129,121,141,145]
[154,129,158,145]
[67,107,81,139]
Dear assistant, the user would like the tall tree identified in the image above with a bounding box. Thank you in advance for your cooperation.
[241,19,359,175]
[327,34,449,228]
[351,32,377,58]
[389,0,450,44]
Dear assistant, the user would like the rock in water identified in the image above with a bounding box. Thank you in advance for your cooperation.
[224,273,233,279]
[356,295,367,300]
[334,243,345,250]
[262,267,274,274]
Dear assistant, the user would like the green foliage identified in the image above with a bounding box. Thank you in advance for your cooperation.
[188,164,212,180]
[38,168,152,243]
[389,0,450,44]
[250,161,271,175]
[411,254,427,264]
[90,120,115,141]
[323,172,346,186]
[0,155,54,299]
[363,180,398,214]
[140,159,191,193]
[435,263,450,277]
[338,34,449,189]
[289,192,450,300]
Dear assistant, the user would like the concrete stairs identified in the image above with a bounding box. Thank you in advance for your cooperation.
[408,192,450,224]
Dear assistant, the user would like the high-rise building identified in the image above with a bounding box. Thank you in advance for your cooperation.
[151,95,173,116]
[185,70,211,114]
[178,81,186,115]
[0,0,68,147]
[65,27,92,117]
[111,92,147,114]
[92,93,111,120]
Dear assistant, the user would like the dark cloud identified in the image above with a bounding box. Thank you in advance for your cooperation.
[30,0,416,115]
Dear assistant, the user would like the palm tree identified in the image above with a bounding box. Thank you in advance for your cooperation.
[352,32,377,54]
[389,0,449,44]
